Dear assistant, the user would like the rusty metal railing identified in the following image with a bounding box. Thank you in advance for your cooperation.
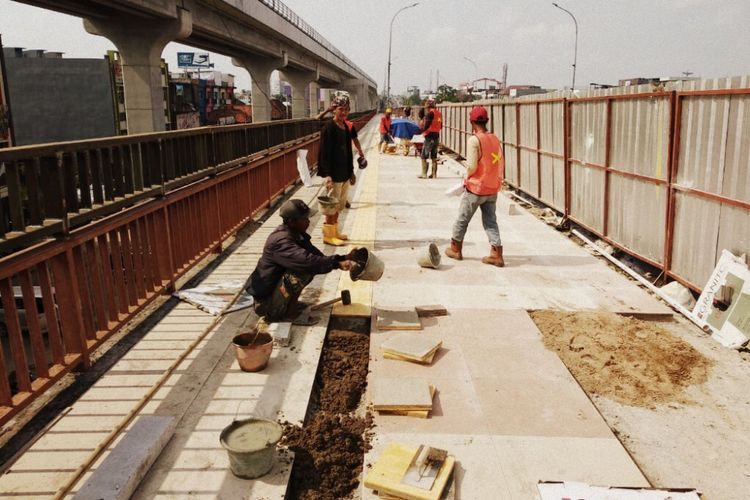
[0,111,375,426]
[0,112,371,255]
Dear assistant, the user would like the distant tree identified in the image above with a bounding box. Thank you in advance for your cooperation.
[272,93,287,103]
[404,89,421,106]
[435,84,458,103]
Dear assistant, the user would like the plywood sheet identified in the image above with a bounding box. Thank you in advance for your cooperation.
[376,308,422,331]
[372,378,433,410]
[381,333,442,361]
[364,442,455,500]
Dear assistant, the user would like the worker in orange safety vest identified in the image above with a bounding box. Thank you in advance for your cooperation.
[379,108,393,153]
[445,106,505,266]
[419,98,442,178]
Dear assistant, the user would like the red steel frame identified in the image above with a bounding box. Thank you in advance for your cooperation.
[0,112,373,426]
[439,88,750,293]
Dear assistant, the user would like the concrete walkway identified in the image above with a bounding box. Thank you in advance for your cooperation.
[357,146,670,498]
[0,117,675,499]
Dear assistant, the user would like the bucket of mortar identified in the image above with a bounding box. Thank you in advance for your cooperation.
[317,195,339,215]
[349,247,385,282]
[232,331,273,372]
[220,417,283,479]
[417,242,441,269]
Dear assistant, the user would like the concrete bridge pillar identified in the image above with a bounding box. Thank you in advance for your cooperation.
[340,79,373,112]
[233,53,288,123]
[84,9,192,134]
[279,67,319,118]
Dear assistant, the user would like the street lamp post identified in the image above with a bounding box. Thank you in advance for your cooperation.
[552,2,578,90]
[464,56,478,82]
[387,2,419,102]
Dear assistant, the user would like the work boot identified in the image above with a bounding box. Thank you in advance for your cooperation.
[445,239,463,260]
[418,159,429,179]
[430,159,438,178]
[482,245,505,267]
[322,224,345,246]
[335,224,349,241]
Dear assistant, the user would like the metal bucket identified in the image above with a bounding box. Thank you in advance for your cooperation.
[232,331,273,372]
[350,247,385,282]
[317,195,339,215]
[417,242,441,269]
[220,417,283,479]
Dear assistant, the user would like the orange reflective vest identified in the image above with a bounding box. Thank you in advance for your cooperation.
[464,132,503,196]
[379,115,392,134]
[422,108,442,135]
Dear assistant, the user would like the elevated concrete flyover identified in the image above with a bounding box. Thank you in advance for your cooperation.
[15,0,377,129]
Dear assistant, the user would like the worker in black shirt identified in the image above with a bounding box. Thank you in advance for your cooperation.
[315,94,365,245]
[245,199,354,324]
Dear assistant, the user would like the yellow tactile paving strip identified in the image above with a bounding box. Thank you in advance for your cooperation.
[332,146,379,317]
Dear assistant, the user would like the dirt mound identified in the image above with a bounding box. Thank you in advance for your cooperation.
[530,311,713,407]
[283,327,372,500]
[318,330,370,414]
[282,413,373,500]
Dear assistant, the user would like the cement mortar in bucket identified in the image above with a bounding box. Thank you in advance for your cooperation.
[417,242,441,269]
[350,247,385,282]
[220,417,282,479]
[317,195,339,216]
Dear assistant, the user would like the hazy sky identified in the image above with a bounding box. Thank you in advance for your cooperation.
[1,0,748,93]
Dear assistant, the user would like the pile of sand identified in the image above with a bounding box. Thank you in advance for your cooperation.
[530,311,713,407]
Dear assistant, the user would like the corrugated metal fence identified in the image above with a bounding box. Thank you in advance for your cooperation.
[439,76,750,292]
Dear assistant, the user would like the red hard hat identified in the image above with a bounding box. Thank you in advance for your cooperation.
[469,106,489,123]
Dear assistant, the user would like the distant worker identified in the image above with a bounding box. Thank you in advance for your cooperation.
[445,106,505,267]
[245,199,355,324]
[316,94,365,244]
[379,107,394,153]
[419,98,442,178]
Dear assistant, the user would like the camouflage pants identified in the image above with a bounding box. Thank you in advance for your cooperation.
[254,271,313,322]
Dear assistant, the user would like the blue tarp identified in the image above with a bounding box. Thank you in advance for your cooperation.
[390,118,421,139]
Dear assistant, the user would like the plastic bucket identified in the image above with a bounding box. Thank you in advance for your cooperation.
[220,417,283,479]
[417,242,441,269]
[350,247,385,282]
[317,195,339,215]
[232,331,273,372]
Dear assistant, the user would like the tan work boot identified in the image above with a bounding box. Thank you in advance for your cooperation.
[445,239,463,260]
[482,245,505,267]
[430,159,438,178]
[322,224,345,246]
[418,159,428,178]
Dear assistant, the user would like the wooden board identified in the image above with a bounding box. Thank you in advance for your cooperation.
[415,305,449,318]
[381,333,442,361]
[378,386,436,418]
[383,350,438,365]
[372,378,433,410]
[364,442,455,500]
[376,307,422,331]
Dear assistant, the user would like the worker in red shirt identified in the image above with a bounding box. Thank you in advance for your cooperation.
[445,106,505,266]
[419,98,442,178]
[379,107,394,153]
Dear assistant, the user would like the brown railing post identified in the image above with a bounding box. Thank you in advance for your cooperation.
[603,98,612,237]
[663,91,681,281]
[563,98,571,217]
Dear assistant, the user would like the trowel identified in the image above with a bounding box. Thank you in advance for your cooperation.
[401,445,448,490]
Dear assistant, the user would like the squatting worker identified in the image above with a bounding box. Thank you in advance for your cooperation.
[445,106,505,267]
[419,97,442,179]
[245,199,355,324]
[379,107,394,153]
[316,94,365,245]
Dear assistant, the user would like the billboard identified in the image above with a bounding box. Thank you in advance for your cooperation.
[177,52,211,69]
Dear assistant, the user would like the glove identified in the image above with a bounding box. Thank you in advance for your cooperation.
[357,156,368,169]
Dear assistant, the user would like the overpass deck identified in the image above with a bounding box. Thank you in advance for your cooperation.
[0,117,678,498]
